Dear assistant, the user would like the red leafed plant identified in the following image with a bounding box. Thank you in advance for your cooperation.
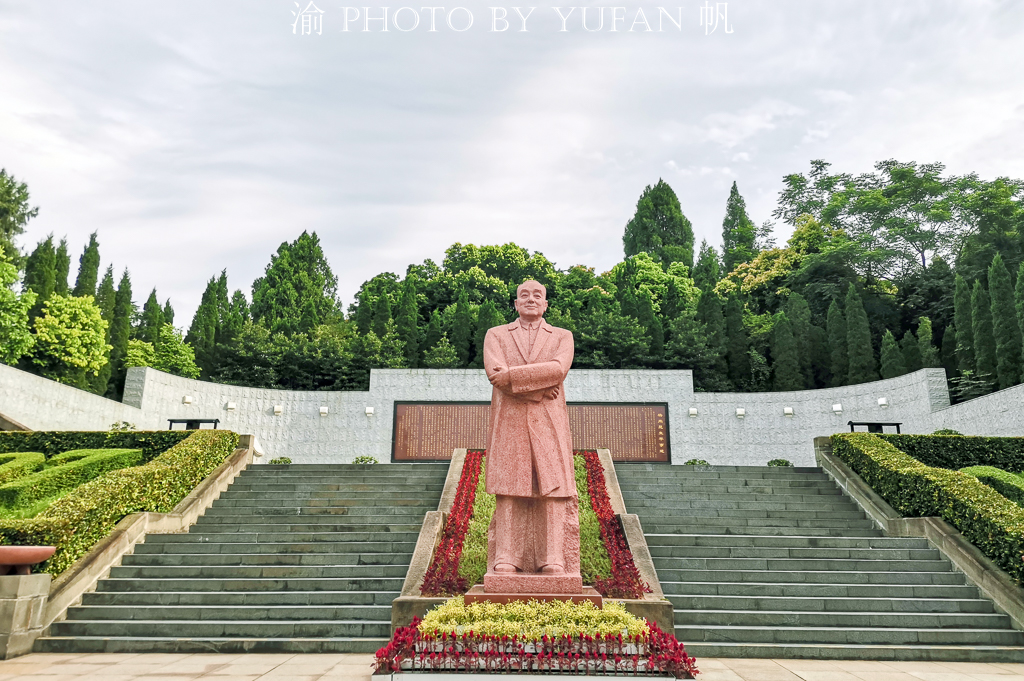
[374,616,699,678]
[420,449,484,596]
[581,449,651,599]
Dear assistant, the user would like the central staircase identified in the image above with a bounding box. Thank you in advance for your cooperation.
[36,462,448,653]
[618,464,1024,661]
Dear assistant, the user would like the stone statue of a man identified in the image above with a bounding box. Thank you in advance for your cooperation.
[483,280,580,580]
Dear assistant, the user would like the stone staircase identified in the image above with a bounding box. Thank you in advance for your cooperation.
[617,464,1024,661]
[35,462,448,653]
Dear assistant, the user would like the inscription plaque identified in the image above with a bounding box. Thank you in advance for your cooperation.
[392,402,669,462]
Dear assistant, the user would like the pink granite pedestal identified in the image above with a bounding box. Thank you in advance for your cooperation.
[483,571,583,594]
[466,584,603,607]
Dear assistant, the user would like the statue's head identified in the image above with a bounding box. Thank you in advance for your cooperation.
[515,280,548,321]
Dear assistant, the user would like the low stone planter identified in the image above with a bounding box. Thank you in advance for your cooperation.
[0,573,51,658]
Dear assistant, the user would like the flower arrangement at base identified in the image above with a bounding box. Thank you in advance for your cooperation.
[374,597,698,678]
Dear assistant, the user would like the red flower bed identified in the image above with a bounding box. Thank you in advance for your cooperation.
[581,449,651,599]
[420,449,484,597]
[374,617,698,678]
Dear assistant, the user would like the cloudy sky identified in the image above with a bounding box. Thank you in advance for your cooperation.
[2,1,1022,324]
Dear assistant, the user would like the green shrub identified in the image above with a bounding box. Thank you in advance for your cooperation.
[879,433,1024,472]
[0,452,45,486]
[832,432,1024,584]
[353,455,378,464]
[108,422,137,432]
[0,431,190,462]
[961,466,1024,506]
[767,459,793,467]
[0,449,143,510]
[933,429,963,436]
[268,457,292,465]
[683,459,710,466]
[0,430,239,574]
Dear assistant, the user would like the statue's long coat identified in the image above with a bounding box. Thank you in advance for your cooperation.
[483,319,575,499]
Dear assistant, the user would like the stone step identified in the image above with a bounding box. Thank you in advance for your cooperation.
[673,609,1011,629]
[224,483,445,492]
[213,493,438,504]
[149,530,424,542]
[642,517,876,530]
[637,509,869,520]
[97,577,405,593]
[108,564,408,579]
[622,492,846,504]
[34,636,388,654]
[623,499,862,512]
[50,619,392,639]
[678,642,1024,662]
[641,524,884,537]
[122,552,414,567]
[649,545,940,560]
[188,523,427,534]
[667,594,994,613]
[135,539,419,554]
[248,464,448,471]
[660,581,978,599]
[653,557,952,573]
[622,487,845,498]
[644,534,928,549]
[619,479,836,490]
[199,507,434,520]
[656,569,964,585]
[672,624,1024,646]
[619,466,826,477]
[83,590,399,606]
[66,604,393,622]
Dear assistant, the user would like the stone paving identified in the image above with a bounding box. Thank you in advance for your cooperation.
[3,654,1024,680]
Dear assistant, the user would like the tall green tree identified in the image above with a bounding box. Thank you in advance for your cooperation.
[162,299,175,327]
[108,269,134,396]
[395,276,420,367]
[451,288,473,366]
[372,292,392,339]
[90,266,116,394]
[696,290,728,379]
[186,277,221,376]
[637,289,664,359]
[0,169,38,265]
[23,235,55,323]
[845,284,877,384]
[784,292,814,389]
[250,231,338,334]
[953,274,975,375]
[424,333,459,368]
[917,317,941,369]
[224,290,249,343]
[827,299,848,387]
[31,294,110,387]
[692,240,720,293]
[137,289,164,344]
[901,330,923,373]
[73,232,100,298]
[724,293,749,387]
[880,330,907,379]
[54,238,70,295]
[623,179,695,269]
[473,300,504,368]
[721,181,757,272]
[972,280,997,381]
[941,324,957,378]
[0,244,35,364]
[989,253,1022,389]
[771,312,802,391]
[376,319,407,368]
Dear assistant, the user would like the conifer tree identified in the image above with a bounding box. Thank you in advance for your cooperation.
[771,313,802,391]
[451,288,473,366]
[395,276,420,367]
[473,300,504,368]
[784,292,814,388]
[423,309,444,354]
[827,299,848,387]
[845,284,877,384]
[724,293,749,387]
[941,325,957,378]
[423,333,459,368]
[637,289,664,359]
[224,290,249,342]
[692,240,720,293]
[186,276,220,376]
[90,266,116,394]
[622,179,695,268]
[372,293,392,339]
[54,238,70,295]
[250,231,337,335]
[989,253,1022,389]
[354,296,373,334]
[73,232,100,298]
[108,269,133,396]
[162,299,175,327]
[23,235,55,323]
[880,330,907,379]
[696,290,728,378]
[138,289,164,345]
[809,325,831,388]
[972,280,997,381]
[917,317,941,369]
[377,319,407,368]
[662,280,682,322]
[721,181,757,272]
[901,330,922,373]
[953,274,975,374]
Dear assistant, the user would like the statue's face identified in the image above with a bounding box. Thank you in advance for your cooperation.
[515,281,548,321]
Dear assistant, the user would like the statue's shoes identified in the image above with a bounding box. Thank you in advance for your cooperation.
[540,564,565,575]
[493,563,517,574]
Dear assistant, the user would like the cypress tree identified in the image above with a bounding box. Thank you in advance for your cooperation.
[23,235,56,323]
[54,238,70,295]
[473,301,504,368]
[109,269,133,396]
[972,280,997,380]
[771,313,802,391]
[917,317,941,368]
[692,240,720,293]
[901,330,922,373]
[662,280,682,322]
[90,266,116,394]
[954,274,975,375]
[696,290,728,379]
[942,324,957,378]
[372,293,392,339]
[880,330,907,379]
[354,296,373,334]
[186,277,220,376]
[826,299,847,387]
[845,284,877,384]
[224,290,249,342]
[395,276,420,367]
[724,293,750,387]
[139,289,164,344]
[809,325,831,388]
[989,253,1022,389]
[721,181,757,272]
[451,288,473,366]
[622,179,695,268]
[637,289,664,359]
[423,309,444,355]
[785,293,814,388]
[162,299,175,327]
[73,232,100,298]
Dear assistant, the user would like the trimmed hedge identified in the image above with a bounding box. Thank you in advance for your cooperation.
[832,432,1024,584]
[0,449,143,509]
[0,431,190,462]
[961,466,1024,507]
[0,452,45,486]
[0,430,239,574]
[879,433,1024,473]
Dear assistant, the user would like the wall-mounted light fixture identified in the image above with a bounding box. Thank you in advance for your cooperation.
[226,402,236,412]
[182,395,193,405]
[736,408,746,419]
[783,406,794,417]
[273,405,283,416]
[832,403,843,415]
[365,407,375,417]
[878,397,889,408]
[320,406,329,416]
[688,407,698,418]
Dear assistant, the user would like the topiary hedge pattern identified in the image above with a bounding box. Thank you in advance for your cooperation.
[879,433,1024,473]
[0,449,143,509]
[832,432,1024,584]
[0,430,239,574]
[0,452,45,486]
[961,466,1024,507]
[0,431,190,462]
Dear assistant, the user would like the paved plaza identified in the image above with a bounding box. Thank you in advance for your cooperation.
[2,654,1024,681]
